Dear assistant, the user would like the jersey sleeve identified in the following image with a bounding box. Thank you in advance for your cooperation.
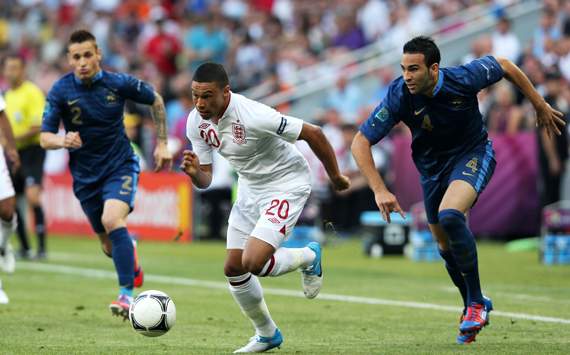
[41,86,62,133]
[0,94,5,111]
[116,73,156,105]
[185,113,213,165]
[28,85,46,126]
[457,56,505,93]
[249,100,303,143]
[359,81,402,145]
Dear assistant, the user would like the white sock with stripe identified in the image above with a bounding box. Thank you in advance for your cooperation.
[228,273,277,337]
[0,214,16,251]
[259,247,316,277]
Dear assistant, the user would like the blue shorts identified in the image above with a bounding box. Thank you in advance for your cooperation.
[421,141,496,225]
[74,159,140,234]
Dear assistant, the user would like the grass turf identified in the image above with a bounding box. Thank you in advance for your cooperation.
[0,235,569,354]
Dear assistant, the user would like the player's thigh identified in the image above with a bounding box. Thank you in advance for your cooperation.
[101,199,130,231]
[440,141,496,213]
[77,191,106,234]
[420,176,447,225]
[250,185,312,251]
[226,184,258,250]
[101,159,141,215]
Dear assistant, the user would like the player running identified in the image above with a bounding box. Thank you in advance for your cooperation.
[182,62,350,353]
[351,36,564,344]
[0,92,20,303]
[40,30,172,319]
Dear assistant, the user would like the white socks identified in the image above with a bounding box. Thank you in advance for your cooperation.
[0,214,16,251]
[259,247,316,277]
[228,273,277,337]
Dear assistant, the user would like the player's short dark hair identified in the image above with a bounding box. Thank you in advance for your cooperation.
[3,53,25,66]
[193,62,229,88]
[68,29,97,47]
[403,36,441,67]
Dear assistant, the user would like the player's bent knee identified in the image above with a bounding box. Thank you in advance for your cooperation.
[100,215,123,233]
[0,201,15,222]
[224,262,247,277]
[241,256,265,276]
[438,209,465,233]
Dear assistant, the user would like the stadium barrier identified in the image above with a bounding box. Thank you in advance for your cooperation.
[391,132,540,237]
[42,172,192,242]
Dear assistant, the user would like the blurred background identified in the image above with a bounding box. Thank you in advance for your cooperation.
[1,0,569,248]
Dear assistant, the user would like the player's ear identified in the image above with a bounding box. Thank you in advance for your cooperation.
[223,84,230,96]
[429,62,439,75]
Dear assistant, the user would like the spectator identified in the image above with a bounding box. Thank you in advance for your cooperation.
[538,71,569,207]
[492,17,521,63]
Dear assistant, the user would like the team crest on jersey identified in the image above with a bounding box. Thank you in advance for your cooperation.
[199,122,210,130]
[232,122,247,144]
[104,89,118,105]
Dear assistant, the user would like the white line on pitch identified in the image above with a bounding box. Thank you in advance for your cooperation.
[18,262,570,325]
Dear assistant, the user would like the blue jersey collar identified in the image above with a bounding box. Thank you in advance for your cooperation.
[74,70,103,85]
[432,70,444,96]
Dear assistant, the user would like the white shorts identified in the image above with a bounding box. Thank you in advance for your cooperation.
[227,182,311,250]
[0,145,15,200]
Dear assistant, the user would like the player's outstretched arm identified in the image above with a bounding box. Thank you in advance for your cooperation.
[0,111,20,172]
[180,150,213,189]
[150,92,173,171]
[497,57,565,136]
[298,123,350,191]
[351,131,404,223]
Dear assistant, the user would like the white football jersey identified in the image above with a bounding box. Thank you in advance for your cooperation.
[0,94,5,112]
[186,92,311,189]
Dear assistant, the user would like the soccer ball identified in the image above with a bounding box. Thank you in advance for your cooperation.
[129,290,176,337]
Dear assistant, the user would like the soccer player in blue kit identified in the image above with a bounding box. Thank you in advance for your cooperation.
[40,30,172,319]
[352,36,565,344]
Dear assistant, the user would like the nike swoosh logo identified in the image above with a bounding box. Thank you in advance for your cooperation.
[414,107,426,115]
[462,171,474,176]
[67,99,80,106]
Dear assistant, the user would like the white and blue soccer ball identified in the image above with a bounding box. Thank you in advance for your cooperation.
[129,290,176,337]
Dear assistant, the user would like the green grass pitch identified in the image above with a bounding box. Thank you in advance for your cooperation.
[0,235,569,354]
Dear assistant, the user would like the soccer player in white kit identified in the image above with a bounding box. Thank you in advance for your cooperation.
[0,93,20,304]
[182,63,350,353]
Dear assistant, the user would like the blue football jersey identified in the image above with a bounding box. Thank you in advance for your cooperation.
[360,56,504,178]
[41,71,155,184]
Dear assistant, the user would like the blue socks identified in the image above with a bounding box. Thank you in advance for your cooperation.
[438,248,468,308]
[108,227,135,292]
[438,209,483,305]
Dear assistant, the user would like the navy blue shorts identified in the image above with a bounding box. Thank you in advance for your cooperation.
[74,159,140,234]
[421,141,496,224]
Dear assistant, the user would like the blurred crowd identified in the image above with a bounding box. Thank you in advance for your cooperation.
[1,0,569,237]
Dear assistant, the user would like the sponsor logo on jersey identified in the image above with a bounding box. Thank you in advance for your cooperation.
[199,122,211,130]
[268,217,280,224]
[414,107,426,116]
[276,116,287,135]
[375,107,389,122]
[232,122,247,144]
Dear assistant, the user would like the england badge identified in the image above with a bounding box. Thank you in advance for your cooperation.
[232,122,246,144]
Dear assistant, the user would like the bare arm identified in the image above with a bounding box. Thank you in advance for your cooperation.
[0,111,20,171]
[180,150,213,189]
[298,123,349,191]
[540,128,562,175]
[149,91,172,171]
[351,131,403,222]
[0,111,17,152]
[497,57,565,136]
[40,131,82,150]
